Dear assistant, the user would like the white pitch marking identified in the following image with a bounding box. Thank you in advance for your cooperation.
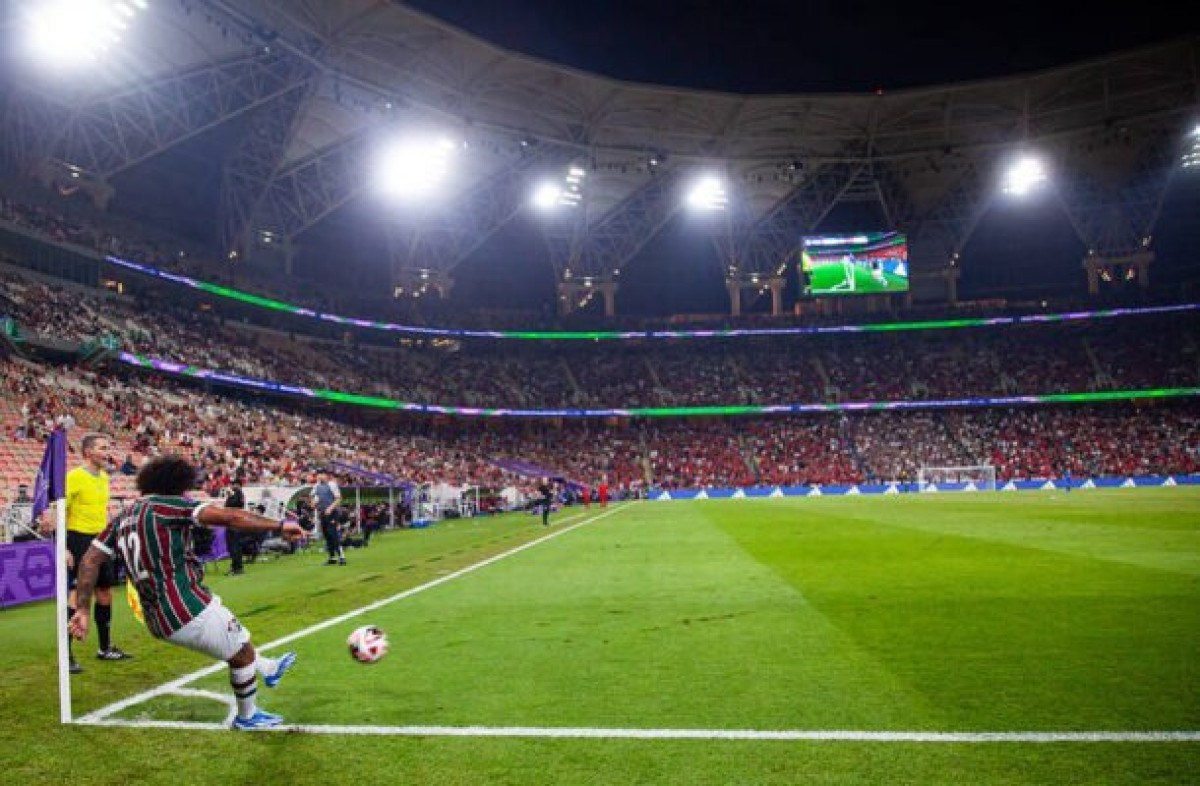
[77,505,627,724]
[163,688,238,726]
[73,718,1200,743]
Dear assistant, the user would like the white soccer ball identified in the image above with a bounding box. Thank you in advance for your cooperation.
[347,625,389,664]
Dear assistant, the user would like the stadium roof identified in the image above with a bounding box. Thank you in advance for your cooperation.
[1,2,1197,310]
[191,3,1199,166]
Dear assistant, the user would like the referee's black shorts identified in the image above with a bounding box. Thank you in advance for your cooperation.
[67,530,117,589]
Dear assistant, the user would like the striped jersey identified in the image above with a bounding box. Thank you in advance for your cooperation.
[93,496,215,639]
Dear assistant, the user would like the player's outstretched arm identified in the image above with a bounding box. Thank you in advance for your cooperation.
[197,505,305,541]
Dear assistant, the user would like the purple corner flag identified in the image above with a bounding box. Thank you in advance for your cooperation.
[30,428,68,524]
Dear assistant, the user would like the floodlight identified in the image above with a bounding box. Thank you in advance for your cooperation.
[1002,156,1048,196]
[559,185,582,206]
[687,175,728,210]
[22,0,149,68]
[375,137,455,199]
[531,164,587,210]
[1183,126,1200,169]
[532,182,562,209]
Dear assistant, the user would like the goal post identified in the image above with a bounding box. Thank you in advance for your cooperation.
[917,465,997,492]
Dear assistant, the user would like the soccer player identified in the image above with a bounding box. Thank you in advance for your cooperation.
[598,475,609,508]
[69,455,304,730]
[313,469,345,566]
[870,260,888,288]
[64,433,130,672]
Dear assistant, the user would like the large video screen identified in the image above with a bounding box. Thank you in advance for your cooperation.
[801,231,909,296]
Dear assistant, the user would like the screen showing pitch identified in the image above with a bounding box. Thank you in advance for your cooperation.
[801,232,909,296]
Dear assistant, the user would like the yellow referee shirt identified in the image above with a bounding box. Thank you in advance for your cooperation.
[66,466,110,535]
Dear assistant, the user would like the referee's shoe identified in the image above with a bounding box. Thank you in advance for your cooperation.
[97,646,134,660]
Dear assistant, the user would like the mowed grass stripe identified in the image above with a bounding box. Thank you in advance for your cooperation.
[709,495,1200,730]
[190,500,945,730]
[836,491,1200,576]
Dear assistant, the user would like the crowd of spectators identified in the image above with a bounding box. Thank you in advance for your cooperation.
[3,266,1197,413]
[3,353,1197,508]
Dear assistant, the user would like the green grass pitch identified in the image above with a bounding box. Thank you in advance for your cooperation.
[808,260,909,295]
[3,490,1198,784]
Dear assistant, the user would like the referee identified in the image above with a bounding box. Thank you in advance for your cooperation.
[65,434,132,672]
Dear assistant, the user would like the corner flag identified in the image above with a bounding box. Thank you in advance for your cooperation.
[31,428,68,524]
[125,578,145,626]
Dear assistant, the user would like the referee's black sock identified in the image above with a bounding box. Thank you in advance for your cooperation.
[95,602,112,652]
[67,607,75,658]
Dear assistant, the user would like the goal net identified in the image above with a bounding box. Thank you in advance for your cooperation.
[917,465,997,492]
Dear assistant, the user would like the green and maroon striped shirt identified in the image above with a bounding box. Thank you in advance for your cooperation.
[94,496,215,639]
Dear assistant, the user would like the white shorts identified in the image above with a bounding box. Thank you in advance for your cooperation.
[166,596,251,661]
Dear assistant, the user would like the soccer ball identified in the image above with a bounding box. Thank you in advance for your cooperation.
[347,625,388,664]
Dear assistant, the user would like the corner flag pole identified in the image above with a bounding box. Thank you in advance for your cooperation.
[33,427,71,723]
[55,495,71,723]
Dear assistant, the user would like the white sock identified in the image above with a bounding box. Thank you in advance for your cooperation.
[230,663,258,718]
[254,654,279,678]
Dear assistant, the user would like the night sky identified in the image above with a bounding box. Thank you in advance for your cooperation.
[404,0,1194,94]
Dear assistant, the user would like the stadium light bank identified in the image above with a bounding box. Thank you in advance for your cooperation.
[1183,125,1200,169]
[686,175,729,211]
[374,137,457,201]
[531,164,587,210]
[21,0,150,68]
[1001,155,1049,197]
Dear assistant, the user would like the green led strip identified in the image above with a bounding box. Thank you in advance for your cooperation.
[194,281,296,312]
[117,352,1200,418]
[103,254,1200,342]
[303,387,1200,417]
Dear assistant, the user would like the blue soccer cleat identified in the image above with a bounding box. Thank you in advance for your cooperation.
[231,709,284,731]
[264,651,297,688]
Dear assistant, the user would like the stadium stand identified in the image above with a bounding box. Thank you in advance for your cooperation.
[2,196,1199,506]
[2,263,1197,410]
[1,338,1197,507]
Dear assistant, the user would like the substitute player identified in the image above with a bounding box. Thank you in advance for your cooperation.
[70,455,304,730]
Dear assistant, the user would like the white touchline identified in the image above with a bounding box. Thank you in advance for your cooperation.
[76,505,627,725]
[71,719,1200,743]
